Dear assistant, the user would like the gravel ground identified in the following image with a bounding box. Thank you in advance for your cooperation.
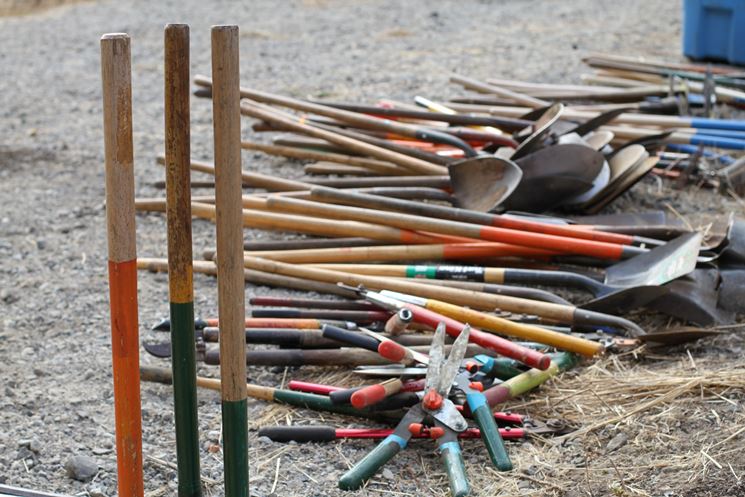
[1,1,743,496]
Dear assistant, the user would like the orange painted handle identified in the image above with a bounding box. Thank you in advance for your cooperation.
[108,259,144,497]
[350,379,403,409]
[204,318,324,329]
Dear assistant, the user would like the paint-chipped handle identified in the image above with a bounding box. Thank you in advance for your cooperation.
[439,441,470,497]
[339,435,404,490]
[468,394,512,471]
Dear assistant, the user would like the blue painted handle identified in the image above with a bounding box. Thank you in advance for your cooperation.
[690,117,745,132]
[688,134,745,150]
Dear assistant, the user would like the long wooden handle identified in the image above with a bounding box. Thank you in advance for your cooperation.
[243,242,559,264]
[450,74,550,108]
[242,141,409,175]
[100,32,144,497]
[243,255,577,322]
[266,194,642,260]
[164,24,202,497]
[239,100,447,175]
[195,74,475,155]
[137,257,355,297]
[211,25,248,497]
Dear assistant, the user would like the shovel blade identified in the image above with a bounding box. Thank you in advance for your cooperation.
[718,268,745,313]
[581,285,669,313]
[448,156,522,212]
[605,232,702,288]
[641,327,725,346]
[144,341,173,358]
[647,269,735,326]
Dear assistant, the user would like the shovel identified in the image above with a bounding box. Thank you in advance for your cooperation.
[195,76,523,212]
[310,232,700,313]
[500,144,605,212]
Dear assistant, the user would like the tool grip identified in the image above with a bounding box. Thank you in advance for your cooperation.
[258,426,336,443]
[322,324,379,352]
[329,387,360,405]
[468,394,512,471]
[351,379,403,409]
[338,435,405,490]
[475,355,524,380]
[438,441,470,497]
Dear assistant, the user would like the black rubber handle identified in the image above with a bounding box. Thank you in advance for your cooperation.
[502,269,606,296]
[415,128,478,157]
[258,426,337,443]
[322,324,380,353]
[367,392,420,411]
[329,387,361,405]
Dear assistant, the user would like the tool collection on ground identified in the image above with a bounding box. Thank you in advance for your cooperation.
[101,24,744,497]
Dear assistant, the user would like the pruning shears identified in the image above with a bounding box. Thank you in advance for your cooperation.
[339,323,511,497]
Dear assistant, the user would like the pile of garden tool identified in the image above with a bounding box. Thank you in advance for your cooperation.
[137,53,745,496]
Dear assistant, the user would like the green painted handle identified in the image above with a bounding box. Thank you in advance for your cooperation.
[471,402,512,471]
[339,435,405,490]
[439,442,470,497]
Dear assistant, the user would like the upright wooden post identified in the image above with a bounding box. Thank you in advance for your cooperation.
[211,25,249,497]
[164,24,203,497]
[101,33,144,497]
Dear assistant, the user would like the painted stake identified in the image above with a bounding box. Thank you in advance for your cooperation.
[101,33,144,497]
[164,24,202,497]
[211,25,249,497]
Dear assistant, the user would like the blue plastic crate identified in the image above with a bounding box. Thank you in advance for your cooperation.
[683,0,745,65]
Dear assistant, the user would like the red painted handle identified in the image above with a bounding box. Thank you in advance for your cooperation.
[351,384,387,409]
[403,303,551,370]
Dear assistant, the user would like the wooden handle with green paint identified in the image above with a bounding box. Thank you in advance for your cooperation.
[468,395,512,471]
[439,441,470,497]
[339,435,405,490]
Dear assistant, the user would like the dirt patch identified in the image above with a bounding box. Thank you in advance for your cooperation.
[0,0,90,17]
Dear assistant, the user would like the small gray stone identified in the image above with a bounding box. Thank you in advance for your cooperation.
[88,487,106,497]
[606,432,628,453]
[64,455,98,482]
[28,438,42,453]
[381,468,395,480]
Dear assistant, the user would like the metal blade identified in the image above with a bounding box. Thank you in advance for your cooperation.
[431,398,469,433]
[438,325,471,396]
[353,366,428,378]
[425,323,446,391]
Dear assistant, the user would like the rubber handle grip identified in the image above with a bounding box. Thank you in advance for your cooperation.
[339,436,405,490]
[322,324,380,352]
[469,397,512,471]
[439,441,470,497]
[257,426,336,443]
[367,392,419,411]
[476,355,524,380]
[377,340,407,362]
[502,269,606,296]
[351,379,402,409]
[329,387,360,405]
[351,384,388,409]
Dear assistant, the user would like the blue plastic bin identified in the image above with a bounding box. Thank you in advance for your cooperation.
[683,0,745,65]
